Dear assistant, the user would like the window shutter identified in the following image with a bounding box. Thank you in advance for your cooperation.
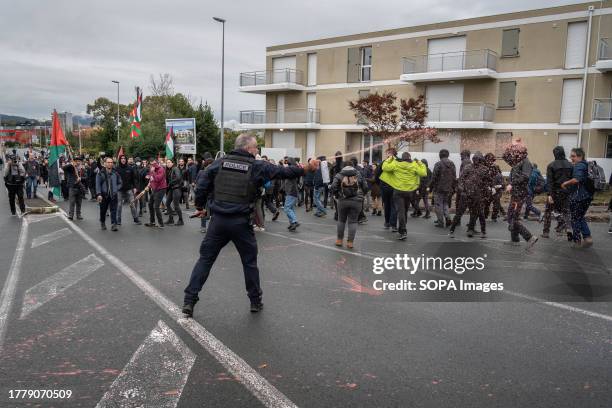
[347,47,360,83]
[501,29,520,57]
[498,81,516,108]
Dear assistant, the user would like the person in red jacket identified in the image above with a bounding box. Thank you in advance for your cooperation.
[144,159,167,228]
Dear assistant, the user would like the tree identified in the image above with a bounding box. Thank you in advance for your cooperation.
[194,101,220,156]
[149,73,174,96]
[86,97,130,153]
[348,92,438,152]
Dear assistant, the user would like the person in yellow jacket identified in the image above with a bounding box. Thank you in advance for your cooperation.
[381,151,427,240]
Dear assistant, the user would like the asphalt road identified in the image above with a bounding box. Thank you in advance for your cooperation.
[0,185,610,407]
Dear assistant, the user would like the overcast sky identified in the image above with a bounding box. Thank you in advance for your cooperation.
[0,0,593,124]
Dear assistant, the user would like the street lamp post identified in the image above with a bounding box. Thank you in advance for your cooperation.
[213,17,225,154]
[112,80,120,142]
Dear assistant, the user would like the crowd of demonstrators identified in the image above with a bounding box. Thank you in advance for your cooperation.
[3,141,609,250]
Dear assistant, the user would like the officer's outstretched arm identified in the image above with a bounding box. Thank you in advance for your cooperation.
[194,163,218,209]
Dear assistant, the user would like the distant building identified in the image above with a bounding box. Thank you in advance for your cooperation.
[58,112,73,135]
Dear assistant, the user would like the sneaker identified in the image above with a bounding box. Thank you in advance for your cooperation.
[77,215,83,220]
[157,224,165,229]
[134,218,142,225]
[200,227,207,234]
[377,211,382,216]
[175,220,184,226]
[67,216,73,221]
[288,223,298,232]
[144,222,156,227]
[346,240,354,249]
[608,228,612,234]
[384,223,390,230]
[111,224,118,231]
[424,212,431,219]
[272,211,280,221]
[466,229,474,238]
[398,233,407,241]
[480,232,487,239]
[391,226,398,232]
[101,223,107,230]
[433,221,444,228]
[250,301,264,313]
[182,303,194,318]
[165,219,175,225]
[335,239,343,247]
[448,230,455,238]
[526,236,538,251]
[582,236,593,248]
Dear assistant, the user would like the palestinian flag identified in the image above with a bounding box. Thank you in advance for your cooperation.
[130,87,142,139]
[165,127,174,160]
[48,110,68,198]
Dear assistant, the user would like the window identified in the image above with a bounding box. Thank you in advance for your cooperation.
[560,79,583,124]
[501,28,520,57]
[606,135,612,159]
[495,132,512,157]
[498,81,517,108]
[307,53,317,86]
[360,46,372,82]
[565,21,588,69]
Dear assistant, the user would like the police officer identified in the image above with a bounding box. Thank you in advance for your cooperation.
[182,134,319,317]
[3,155,27,216]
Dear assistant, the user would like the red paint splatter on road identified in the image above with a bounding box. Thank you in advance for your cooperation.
[340,275,383,296]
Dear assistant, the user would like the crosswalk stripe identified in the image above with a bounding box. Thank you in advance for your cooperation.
[26,213,62,224]
[31,228,72,248]
[95,320,196,408]
[19,254,104,319]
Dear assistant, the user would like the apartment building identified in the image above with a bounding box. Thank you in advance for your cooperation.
[239,1,612,171]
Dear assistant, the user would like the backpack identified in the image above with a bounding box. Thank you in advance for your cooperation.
[586,161,601,194]
[340,175,359,198]
[5,164,25,185]
[533,171,546,194]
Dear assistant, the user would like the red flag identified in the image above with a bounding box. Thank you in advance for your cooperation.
[51,110,68,148]
[116,145,124,160]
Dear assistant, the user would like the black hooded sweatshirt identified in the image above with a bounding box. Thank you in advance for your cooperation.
[546,146,573,195]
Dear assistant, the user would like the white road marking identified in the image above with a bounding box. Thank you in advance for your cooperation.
[0,217,29,354]
[19,254,104,319]
[58,212,298,408]
[31,227,72,248]
[26,213,62,224]
[262,231,612,323]
[96,320,196,408]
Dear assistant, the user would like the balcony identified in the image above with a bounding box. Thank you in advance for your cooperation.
[425,102,495,129]
[400,49,498,82]
[595,38,612,72]
[591,99,612,129]
[239,109,320,130]
[239,69,306,93]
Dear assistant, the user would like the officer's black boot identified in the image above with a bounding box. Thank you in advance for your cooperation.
[182,303,194,318]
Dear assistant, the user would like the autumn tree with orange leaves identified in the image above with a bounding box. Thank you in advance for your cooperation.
[349,92,439,151]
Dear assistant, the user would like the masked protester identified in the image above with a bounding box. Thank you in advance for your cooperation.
[542,146,573,239]
[483,153,505,222]
[449,152,492,239]
[502,142,538,250]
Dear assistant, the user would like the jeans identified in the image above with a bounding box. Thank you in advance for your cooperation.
[117,190,137,223]
[433,192,451,224]
[381,182,397,227]
[26,176,38,198]
[184,214,261,305]
[165,188,183,221]
[284,194,298,224]
[570,199,591,242]
[507,198,532,242]
[524,193,541,218]
[393,190,417,234]
[314,186,327,215]
[303,185,313,210]
[148,189,166,225]
[100,195,118,225]
[68,187,83,218]
[337,199,361,241]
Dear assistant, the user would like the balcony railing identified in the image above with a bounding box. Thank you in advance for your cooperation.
[402,49,498,74]
[426,103,495,122]
[240,109,320,124]
[599,38,611,61]
[593,99,612,121]
[240,69,304,87]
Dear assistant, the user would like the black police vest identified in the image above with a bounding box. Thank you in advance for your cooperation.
[213,155,257,204]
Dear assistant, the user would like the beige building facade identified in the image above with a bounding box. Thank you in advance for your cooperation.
[239,1,612,171]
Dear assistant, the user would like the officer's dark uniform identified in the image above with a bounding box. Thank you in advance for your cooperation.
[183,149,306,314]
